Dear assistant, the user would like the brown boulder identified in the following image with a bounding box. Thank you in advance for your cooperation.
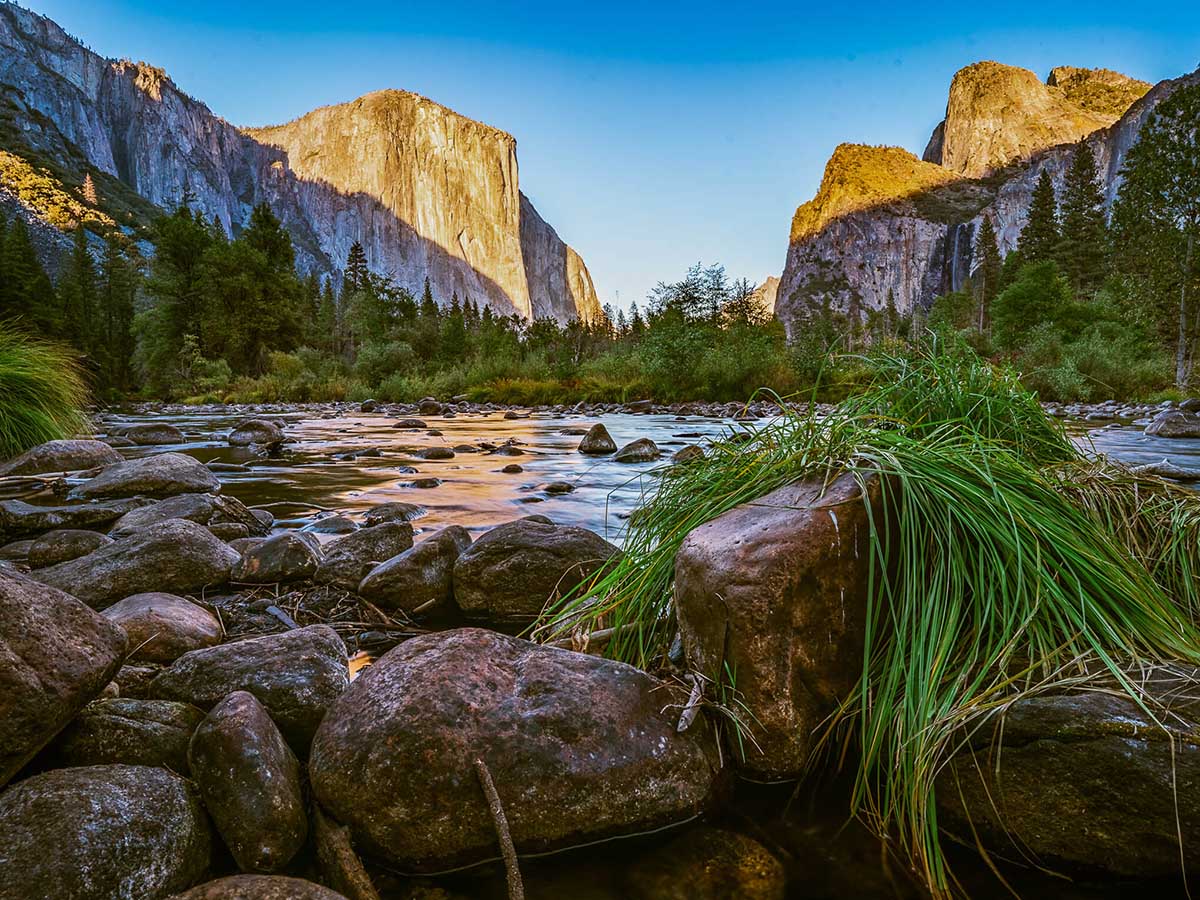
[0,570,127,787]
[309,628,719,871]
[27,528,113,568]
[577,423,617,455]
[102,592,223,663]
[674,471,883,778]
[357,525,471,615]
[314,522,414,590]
[69,452,220,500]
[169,876,348,899]
[39,697,204,774]
[625,826,786,900]
[232,532,322,584]
[0,438,122,475]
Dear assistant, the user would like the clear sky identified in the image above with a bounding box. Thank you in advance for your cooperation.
[21,0,1200,310]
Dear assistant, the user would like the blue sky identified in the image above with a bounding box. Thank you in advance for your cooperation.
[23,0,1200,309]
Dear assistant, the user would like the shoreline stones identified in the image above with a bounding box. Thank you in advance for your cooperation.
[171,876,350,899]
[0,438,121,475]
[28,528,113,568]
[102,592,223,663]
[309,628,720,872]
[229,418,285,447]
[69,452,221,500]
[39,698,205,774]
[232,532,322,584]
[313,521,414,590]
[358,525,472,616]
[1145,408,1200,438]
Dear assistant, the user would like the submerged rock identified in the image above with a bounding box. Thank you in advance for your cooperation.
[614,438,661,463]
[0,764,211,899]
[309,628,719,872]
[0,438,121,475]
[0,571,127,787]
[150,625,349,752]
[189,691,307,873]
[452,517,620,622]
[315,521,414,591]
[625,827,786,900]
[69,452,221,500]
[41,697,204,774]
[102,592,223,663]
[577,423,617,455]
[27,528,113,568]
[358,525,471,615]
[674,471,883,779]
[34,519,240,608]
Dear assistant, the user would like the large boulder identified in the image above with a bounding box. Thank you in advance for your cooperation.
[150,625,349,752]
[232,532,322,584]
[314,522,414,590]
[189,691,307,873]
[0,497,145,541]
[452,518,620,622]
[27,528,113,568]
[614,438,661,463]
[0,764,211,899]
[358,525,471,616]
[170,876,348,899]
[0,571,127,787]
[122,422,187,445]
[228,419,284,447]
[674,471,883,779]
[937,684,1200,876]
[69,452,220,500]
[577,423,617,455]
[39,698,204,774]
[309,628,719,871]
[0,439,122,475]
[1145,408,1200,438]
[111,492,267,537]
[102,592,223,663]
[34,519,239,608]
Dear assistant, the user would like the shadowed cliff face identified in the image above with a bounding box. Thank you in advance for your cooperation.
[0,2,599,322]
[776,63,1194,339]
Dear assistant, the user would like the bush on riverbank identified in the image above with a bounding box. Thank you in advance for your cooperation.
[0,325,89,457]
[536,344,1200,897]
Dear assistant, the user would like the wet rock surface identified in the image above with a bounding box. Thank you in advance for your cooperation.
[69,452,221,500]
[0,438,122,475]
[625,826,787,900]
[313,522,414,590]
[0,764,211,899]
[110,492,267,537]
[189,691,307,873]
[228,418,285,447]
[27,527,113,568]
[309,628,719,871]
[232,532,323,584]
[102,592,224,663]
[358,524,471,616]
[577,423,617,454]
[39,697,204,774]
[613,437,661,463]
[0,497,145,540]
[169,876,349,899]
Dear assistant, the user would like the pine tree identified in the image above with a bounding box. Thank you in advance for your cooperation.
[975,215,1002,331]
[345,241,368,293]
[1017,169,1060,265]
[419,277,438,319]
[82,172,98,207]
[58,226,98,352]
[317,278,338,353]
[97,233,136,391]
[1,218,53,328]
[1055,142,1109,291]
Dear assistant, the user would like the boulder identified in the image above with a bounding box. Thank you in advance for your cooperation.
[34,519,239,608]
[303,515,358,535]
[232,532,322,584]
[69,452,221,500]
[39,698,204,774]
[672,445,705,465]
[314,522,414,590]
[150,625,348,752]
[674,471,883,779]
[111,492,268,537]
[0,765,211,898]
[625,827,786,900]
[0,497,145,541]
[123,422,187,445]
[362,502,426,527]
[358,526,472,615]
[102,592,223,663]
[577,423,617,455]
[0,539,30,562]
[27,528,113,568]
[937,684,1200,877]
[417,399,444,416]
[309,628,719,871]
[614,438,661,463]
[170,876,348,899]
[1145,408,1200,438]
[0,439,122,475]
[189,692,307,873]
[0,571,127,787]
[453,518,619,622]
[229,419,285,447]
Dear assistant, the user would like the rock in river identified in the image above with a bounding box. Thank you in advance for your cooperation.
[453,517,620,622]
[122,422,187,445]
[189,691,307,873]
[39,697,204,774]
[614,437,661,463]
[111,492,267,537]
[232,532,322,584]
[0,570,127,787]
[358,525,472,615]
[102,592,223,663]
[228,418,285,447]
[171,876,349,899]
[577,422,617,455]
[314,522,414,590]
[309,628,719,872]
[150,625,349,752]
[1145,408,1200,438]
[674,471,883,779]
[0,438,122,475]
[69,452,221,500]
[625,826,786,900]
[34,518,240,608]
[27,528,113,568]
[0,764,211,899]
[0,497,145,541]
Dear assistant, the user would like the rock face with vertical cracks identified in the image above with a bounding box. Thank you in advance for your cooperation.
[674,471,884,779]
[309,628,720,872]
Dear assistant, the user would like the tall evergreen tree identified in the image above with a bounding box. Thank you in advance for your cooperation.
[1016,169,1060,265]
[57,226,98,351]
[345,241,368,294]
[974,215,1002,331]
[419,277,437,318]
[97,234,137,392]
[1055,141,1109,291]
[1,218,55,331]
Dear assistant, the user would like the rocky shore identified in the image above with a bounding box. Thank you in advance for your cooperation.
[0,403,1197,899]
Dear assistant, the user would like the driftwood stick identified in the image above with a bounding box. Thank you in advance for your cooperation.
[474,757,524,900]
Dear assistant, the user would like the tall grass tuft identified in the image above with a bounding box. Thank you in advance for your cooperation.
[535,344,1200,897]
[0,325,90,459]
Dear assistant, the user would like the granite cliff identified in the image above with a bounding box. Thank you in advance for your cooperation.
[776,62,1192,338]
[0,2,599,321]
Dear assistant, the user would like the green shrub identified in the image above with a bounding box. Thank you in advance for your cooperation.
[0,325,90,458]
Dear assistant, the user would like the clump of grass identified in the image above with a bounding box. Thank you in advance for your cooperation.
[535,344,1200,898]
[0,325,90,458]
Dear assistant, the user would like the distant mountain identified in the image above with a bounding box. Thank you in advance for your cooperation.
[775,61,1195,337]
[0,2,600,321]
